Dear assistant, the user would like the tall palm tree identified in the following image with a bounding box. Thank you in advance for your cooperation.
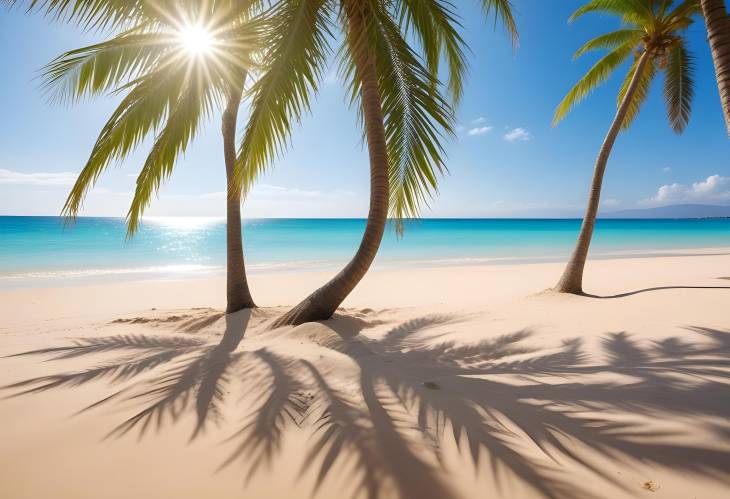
[700,0,730,135]
[553,0,698,294]
[10,0,264,312]
[232,0,518,327]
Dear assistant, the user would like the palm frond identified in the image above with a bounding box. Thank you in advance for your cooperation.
[553,41,634,125]
[395,0,468,103]
[42,26,173,103]
[61,68,189,218]
[41,2,263,230]
[569,0,653,25]
[212,13,270,76]
[573,28,643,60]
[126,70,220,236]
[664,0,703,27]
[657,0,673,18]
[2,0,147,30]
[561,0,698,134]
[339,2,454,233]
[372,8,454,231]
[617,53,657,129]
[663,39,695,133]
[2,0,258,30]
[233,0,332,195]
[478,0,519,46]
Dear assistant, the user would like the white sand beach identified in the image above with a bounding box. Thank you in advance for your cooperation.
[1,252,729,499]
[3,0,729,498]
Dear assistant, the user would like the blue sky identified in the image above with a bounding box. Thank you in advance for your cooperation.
[0,0,728,218]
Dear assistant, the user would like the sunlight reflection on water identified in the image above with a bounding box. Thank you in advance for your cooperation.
[143,216,224,231]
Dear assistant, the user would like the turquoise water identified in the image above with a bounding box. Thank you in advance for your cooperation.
[1,216,729,286]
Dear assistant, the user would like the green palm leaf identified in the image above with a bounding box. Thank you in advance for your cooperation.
[369,4,455,231]
[553,41,634,125]
[665,0,703,26]
[396,0,468,102]
[2,0,147,30]
[61,68,189,218]
[558,0,698,131]
[42,27,174,103]
[617,54,657,129]
[127,71,220,235]
[3,0,262,30]
[569,0,653,25]
[34,2,264,234]
[573,29,643,60]
[663,39,695,133]
[233,0,332,194]
[479,0,519,46]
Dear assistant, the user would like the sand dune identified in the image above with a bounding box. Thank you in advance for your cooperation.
[1,253,730,499]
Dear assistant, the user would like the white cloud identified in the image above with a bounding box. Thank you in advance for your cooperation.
[662,166,672,173]
[467,126,493,136]
[251,184,354,199]
[0,178,365,217]
[471,117,486,124]
[184,185,354,201]
[91,187,131,196]
[504,127,531,142]
[0,168,77,186]
[641,174,730,206]
[243,184,362,217]
[601,198,621,207]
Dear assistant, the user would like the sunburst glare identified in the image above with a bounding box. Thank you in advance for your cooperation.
[178,24,216,56]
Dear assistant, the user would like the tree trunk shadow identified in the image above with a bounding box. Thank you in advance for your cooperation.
[585,285,730,299]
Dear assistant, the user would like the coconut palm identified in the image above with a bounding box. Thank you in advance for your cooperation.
[232,0,518,327]
[553,0,698,294]
[10,0,265,312]
[700,0,730,135]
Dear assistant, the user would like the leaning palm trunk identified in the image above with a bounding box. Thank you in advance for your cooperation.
[223,72,256,313]
[271,5,389,327]
[555,52,651,294]
[701,0,730,136]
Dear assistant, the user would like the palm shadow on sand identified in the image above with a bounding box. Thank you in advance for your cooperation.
[4,311,730,499]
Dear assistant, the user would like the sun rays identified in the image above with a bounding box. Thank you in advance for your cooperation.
[177,24,217,56]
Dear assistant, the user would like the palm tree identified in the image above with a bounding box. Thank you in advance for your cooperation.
[553,0,698,294]
[700,0,730,135]
[12,0,264,312]
[232,0,518,327]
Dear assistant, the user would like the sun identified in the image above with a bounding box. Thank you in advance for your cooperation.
[178,24,215,56]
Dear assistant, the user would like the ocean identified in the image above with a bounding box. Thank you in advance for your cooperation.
[1,216,729,287]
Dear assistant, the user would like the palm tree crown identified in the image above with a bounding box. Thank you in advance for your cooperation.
[555,0,698,133]
[7,0,518,324]
[7,0,519,232]
[552,0,700,295]
[225,0,517,326]
[33,0,265,235]
[234,0,517,229]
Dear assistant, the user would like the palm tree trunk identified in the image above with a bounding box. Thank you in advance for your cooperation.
[271,4,388,327]
[555,51,651,294]
[223,71,256,313]
[701,0,730,136]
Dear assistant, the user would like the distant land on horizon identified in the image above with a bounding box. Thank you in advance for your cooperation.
[601,204,730,219]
